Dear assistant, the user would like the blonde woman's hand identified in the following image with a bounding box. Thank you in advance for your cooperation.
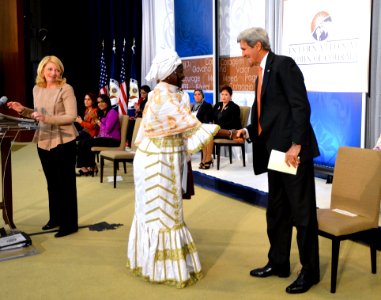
[7,101,25,113]
[31,112,45,122]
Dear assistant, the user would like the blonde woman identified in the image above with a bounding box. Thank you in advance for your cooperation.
[7,55,79,238]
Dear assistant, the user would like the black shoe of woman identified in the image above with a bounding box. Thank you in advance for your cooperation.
[199,160,213,169]
[42,223,58,230]
[76,169,90,177]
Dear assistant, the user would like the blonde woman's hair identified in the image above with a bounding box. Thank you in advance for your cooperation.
[35,55,67,87]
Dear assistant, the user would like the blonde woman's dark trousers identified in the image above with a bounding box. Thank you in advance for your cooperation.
[37,140,78,233]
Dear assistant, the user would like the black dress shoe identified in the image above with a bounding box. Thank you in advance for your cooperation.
[285,272,319,294]
[42,223,58,231]
[250,263,290,278]
[54,229,78,238]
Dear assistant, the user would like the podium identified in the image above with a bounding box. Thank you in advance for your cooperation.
[0,114,36,228]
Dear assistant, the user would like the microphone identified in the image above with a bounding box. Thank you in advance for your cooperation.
[0,96,8,107]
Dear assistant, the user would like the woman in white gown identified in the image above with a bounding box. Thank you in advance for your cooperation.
[127,49,219,288]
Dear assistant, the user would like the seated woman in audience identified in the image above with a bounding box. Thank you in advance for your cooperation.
[126,85,152,147]
[213,85,241,130]
[134,85,151,118]
[75,92,99,141]
[76,94,121,176]
[191,89,213,168]
[199,85,241,169]
[191,89,213,122]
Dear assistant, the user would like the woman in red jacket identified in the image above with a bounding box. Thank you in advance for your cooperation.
[75,92,99,140]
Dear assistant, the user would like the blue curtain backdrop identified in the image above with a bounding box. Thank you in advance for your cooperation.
[174,0,213,57]
[309,92,362,168]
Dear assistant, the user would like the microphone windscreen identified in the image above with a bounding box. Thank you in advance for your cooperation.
[0,96,8,105]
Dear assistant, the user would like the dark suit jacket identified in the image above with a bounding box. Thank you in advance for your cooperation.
[213,101,241,130]
[193,101,213,123]
[247,51,320,175]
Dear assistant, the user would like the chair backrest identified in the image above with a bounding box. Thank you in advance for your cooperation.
[118,115,129,148]
[130,118,142,151]
[239,106,251,128]
[331,146,381,225]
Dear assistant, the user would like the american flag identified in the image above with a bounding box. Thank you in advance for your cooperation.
[98,41,108,95]
[129,38,139,105]
[118,39,128,115]
[109,40,120,109]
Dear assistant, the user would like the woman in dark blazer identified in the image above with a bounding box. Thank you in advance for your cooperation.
[212,85,241,130]
[199,85,241,169]
[192,89,213,168]
[191,89,213,123]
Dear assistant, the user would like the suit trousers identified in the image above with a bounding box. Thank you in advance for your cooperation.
[37,140,78,232]
[266,159,319,279]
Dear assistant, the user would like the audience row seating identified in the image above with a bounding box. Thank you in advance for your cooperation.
[98,118,141,188]
[91,115,129,162]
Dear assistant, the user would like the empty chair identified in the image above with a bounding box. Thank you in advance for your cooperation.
[317,146,381,293]
[99,118,141,188]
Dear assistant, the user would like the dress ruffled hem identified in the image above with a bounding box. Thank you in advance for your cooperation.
[127,216,203,288]
[127,263,203,288]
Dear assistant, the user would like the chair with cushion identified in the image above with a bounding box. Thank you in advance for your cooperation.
[214,105,251,170]
[317,146,381,293]
[91,115,129,162]
[99,118,141,188]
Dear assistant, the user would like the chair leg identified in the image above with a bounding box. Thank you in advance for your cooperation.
[113,160,118,188]
[216,145,221,170]
[229,146,232,164]
[242,145,246,167]
[100,156,104,183]
[370,229,377,274]
[123,161,127,173]
[371,243,377,274]
[330,238,341,293]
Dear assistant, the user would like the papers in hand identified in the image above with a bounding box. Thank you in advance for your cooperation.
[267,149,298,175]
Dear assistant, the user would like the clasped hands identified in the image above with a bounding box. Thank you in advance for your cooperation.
[235,129,247,142]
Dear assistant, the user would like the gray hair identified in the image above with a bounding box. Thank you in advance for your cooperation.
[237,27,271,51]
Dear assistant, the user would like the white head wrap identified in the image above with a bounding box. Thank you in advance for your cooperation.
[145,48,182,82]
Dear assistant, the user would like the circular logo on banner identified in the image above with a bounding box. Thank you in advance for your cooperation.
[311,11,332,41]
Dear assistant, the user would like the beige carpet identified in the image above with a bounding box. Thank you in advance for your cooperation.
[0,143,380,300]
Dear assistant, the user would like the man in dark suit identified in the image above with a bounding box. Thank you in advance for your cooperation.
[236,27,320,294]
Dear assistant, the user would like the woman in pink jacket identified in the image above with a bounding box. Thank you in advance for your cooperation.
[76,94,121,176]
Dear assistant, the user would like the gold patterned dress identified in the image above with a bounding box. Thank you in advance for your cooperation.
[127,82,219,288]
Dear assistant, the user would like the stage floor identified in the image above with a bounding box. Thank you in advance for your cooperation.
[191,152,381,224]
